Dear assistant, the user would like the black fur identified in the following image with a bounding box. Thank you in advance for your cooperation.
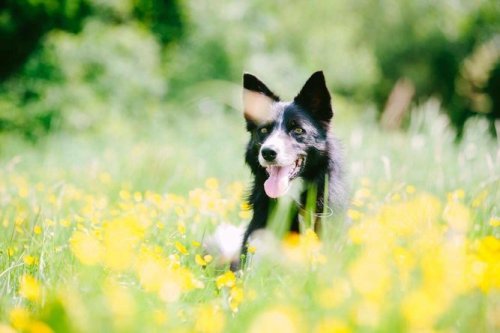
[243,73,280,102]
[238,71,347,269]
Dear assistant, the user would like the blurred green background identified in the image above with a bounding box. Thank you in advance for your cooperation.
[1,0,499,137]
[0,0,499,189]
[1,3,499,331]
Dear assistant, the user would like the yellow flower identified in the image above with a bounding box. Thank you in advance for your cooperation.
[175,206,186,218]
[229,286,245,312]
[239,210,252,220]
[19,274,41,302]
[28,321,53,333]
[248,306,303,333]
[405,185,416,194]
[158,266,204,302]
[204,254,213,263]
[474,236,500,291]
[195,254,208,266]
[205,178,219,191]
[9,307,30,330]
[175,241,189,255]
[59,219,71,228]
[102,218,144,270]
[194,304,225,333]
[136,254,167,292]
[133,191,142,202]
[177,221,186,235]
[240,202,251,211]
[443,201,471,232]
[316,279,351,309]
[314,317,351,333]
[348,251,390,302]
[152,309,168,325]
[402,290,442,330]
[354,187,372,200]
[471,190,488,208]
[489,217,500,227]
[23,255,36,266]
[347,209,363,221]
[44,219,55,227]
[282,229,324,266]
[119,190,131,201]
[215,271,236,289]
[348,224,367,245]
[239,202,252,219]
[18,185,29,198]
[33,225,42,235]
[391,193,401,201]
[69,230,103,265]
[447,188,465,201]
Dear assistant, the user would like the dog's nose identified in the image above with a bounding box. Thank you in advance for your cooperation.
[261,147,277,161]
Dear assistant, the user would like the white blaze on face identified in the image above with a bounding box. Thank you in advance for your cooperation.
[259,108,300,198]
[258,106,287,165]
[243,95,301,199]
[243,89,276,125]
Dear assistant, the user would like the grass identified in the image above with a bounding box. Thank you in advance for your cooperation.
[0,100,499,333]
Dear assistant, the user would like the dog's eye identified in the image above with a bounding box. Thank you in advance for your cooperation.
[259,127,268,134]
[293,127,304,134]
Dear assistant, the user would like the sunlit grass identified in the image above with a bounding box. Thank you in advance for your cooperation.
[0,105,498,332]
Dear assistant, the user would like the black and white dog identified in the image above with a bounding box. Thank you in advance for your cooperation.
[239,71,347,267]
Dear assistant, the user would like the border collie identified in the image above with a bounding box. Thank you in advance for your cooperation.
[238,71,347,268]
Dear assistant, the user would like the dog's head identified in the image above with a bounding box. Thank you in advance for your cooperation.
[243,71,334,198]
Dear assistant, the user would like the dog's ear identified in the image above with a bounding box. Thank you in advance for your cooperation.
[243,73,280,126]
[294,71,333,126]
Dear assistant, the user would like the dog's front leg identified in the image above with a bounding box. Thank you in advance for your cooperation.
[233,194,270,271]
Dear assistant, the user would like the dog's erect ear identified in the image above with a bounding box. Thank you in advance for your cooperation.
[294,71,333,125]
[243,73,280,125]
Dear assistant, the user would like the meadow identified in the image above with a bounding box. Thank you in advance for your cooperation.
[0,97,498,333]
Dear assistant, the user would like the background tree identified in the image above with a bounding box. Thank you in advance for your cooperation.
[356,0,499,136]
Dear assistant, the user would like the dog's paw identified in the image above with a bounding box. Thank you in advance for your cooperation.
[203,223,245,265]
[203,224,280,268]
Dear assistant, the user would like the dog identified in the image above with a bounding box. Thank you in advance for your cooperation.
[237,71,347,268]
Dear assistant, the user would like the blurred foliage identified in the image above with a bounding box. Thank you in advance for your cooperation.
[0,0,499,140]
[0,0,183,79]
[166,1,379,98]
[167,0,499,137]
[0,0,183,139]
[356,0,500,136]
[0,0,90,80]
[0,19,166,139]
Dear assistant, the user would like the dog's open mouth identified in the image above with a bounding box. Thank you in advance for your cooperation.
[264,157,305,198]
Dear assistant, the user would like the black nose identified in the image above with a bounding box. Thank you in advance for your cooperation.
[261,147,277,161]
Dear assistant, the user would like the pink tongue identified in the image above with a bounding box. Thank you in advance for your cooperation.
[264,165,293,198]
